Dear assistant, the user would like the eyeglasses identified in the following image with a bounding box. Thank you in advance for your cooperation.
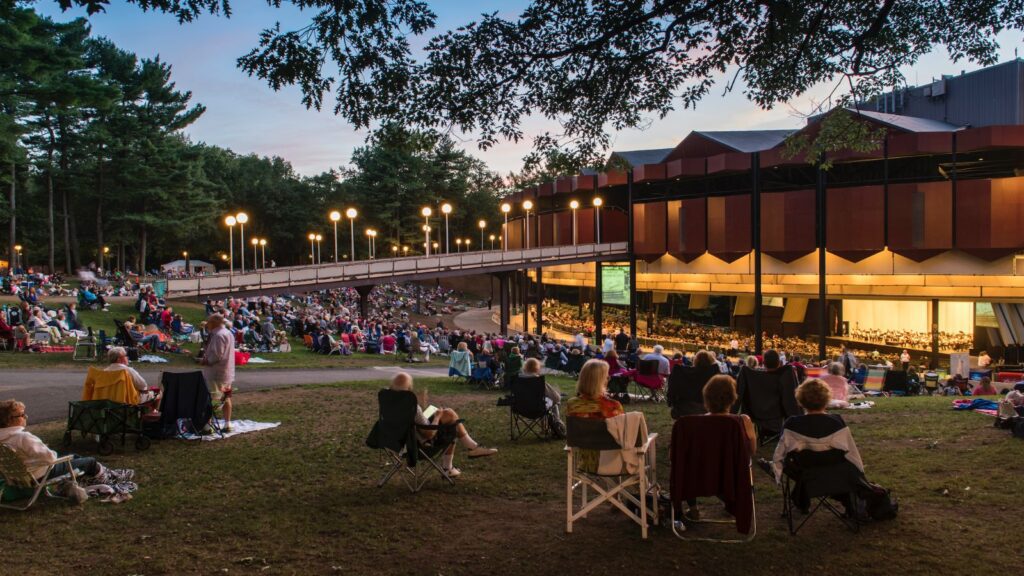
[12,412,25,418]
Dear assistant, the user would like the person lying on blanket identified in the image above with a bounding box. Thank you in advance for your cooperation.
[389,372,497,479]
[0,399,107,504]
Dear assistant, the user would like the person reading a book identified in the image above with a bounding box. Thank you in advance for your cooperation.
[389,372,497,478]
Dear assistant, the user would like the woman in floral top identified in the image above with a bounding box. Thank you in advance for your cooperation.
[567,359,624,472]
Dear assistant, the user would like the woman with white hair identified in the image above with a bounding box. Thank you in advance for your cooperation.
[641,344,671,376]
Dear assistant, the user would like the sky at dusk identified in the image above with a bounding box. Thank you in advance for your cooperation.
[37,1,1024,178]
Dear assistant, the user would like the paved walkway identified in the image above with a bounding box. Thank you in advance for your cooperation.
[453,307,508,334]
[2,366,449,424]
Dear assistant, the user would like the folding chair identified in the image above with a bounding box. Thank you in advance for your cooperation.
[544,353,562,372]
[113,319,141,358]
[509,376,555,440]
[565,415,659,539]
[669,415,756,543]
[863,368,887,394]
[735,366,801,446]
[157,371,220,439]
[632,359,665,402]
[0,445,80,511]
[366,389,460,493]
[780,449,861,535]
[882,370,908,395]
[666,365,720,419]
[73,327,97,361]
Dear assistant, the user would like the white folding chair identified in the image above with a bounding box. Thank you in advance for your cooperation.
[0,445,80,511]
[565,415,659,539]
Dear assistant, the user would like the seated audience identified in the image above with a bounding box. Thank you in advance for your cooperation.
[972,376,998,396]
[520,357,565,437]
[820,362,850,408]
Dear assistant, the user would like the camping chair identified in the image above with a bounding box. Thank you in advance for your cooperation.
[73,327,97,361]
[780,449,861,535]
[68,367,152,454]
[882,370,908,395]
[509,376,556,441]
[113,320,141,358]
[503,354,523,388]
[565,354,587,377]
[0,445,80,511]
[470,359,499,389]
[565,415,659,540]
[157,371,220,439]
[632,359,665,402]
[924,372,940,395]
[735,366,801,446]
[544,353,562,372]
[863,368,887,393]
[366,389,460,493]
[666,365,721,419]
[669,415,756,542]
[407,337,429,363]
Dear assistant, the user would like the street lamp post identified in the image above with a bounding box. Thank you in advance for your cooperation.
[102,246,110,274]
[315,234,323,264]
[593,197,603,243]
[224,215,237,276]
[236,212,248,272]
[329,210,341,263]
[183,250,190,274]
[522,200,534,249]
[501,203,511,252]
[402,245,409,257]
[432,241,439,253]
[456,238,462,253]
[465,238,471,251]
[478,219,486,249]
[308,233,316,264]
[489,234,496,250]
[260,239,267,268]
[569,200,579,245]
[251,238,259,270]
[421,207,433,256]
[441,203,452,253]
[392,245,398,258]
[345,208,357,262]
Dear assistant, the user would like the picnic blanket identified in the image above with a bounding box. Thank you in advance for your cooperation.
[952,398,999,417]
[82,467,137,504]
[138,354,168,363]
[246,357,274,364]
[30,345,74,353]
[177,419,280,441]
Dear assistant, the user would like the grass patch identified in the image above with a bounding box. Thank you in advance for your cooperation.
[9,379,1024,575]
[0,297,446,371]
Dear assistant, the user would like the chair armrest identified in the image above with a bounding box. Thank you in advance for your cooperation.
[636,432,658,454]
[53,455,74,465]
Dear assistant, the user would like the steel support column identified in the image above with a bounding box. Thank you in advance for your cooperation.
[499,272,510,335]
[752,152,763,355]
[816,157,827,361]
[535,267,544,335]
[594,261,603,345]
[931,298,940,364]
[627,170,638,339]
[522,270,529,335]
[356,284,374,320]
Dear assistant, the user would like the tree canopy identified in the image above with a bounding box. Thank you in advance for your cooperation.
[46,0,1024,170]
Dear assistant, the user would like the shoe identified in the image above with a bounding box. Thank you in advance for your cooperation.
[222,424,233,433]
[59,480,89,505]
[467,446,497,458]
[443,467,461,478]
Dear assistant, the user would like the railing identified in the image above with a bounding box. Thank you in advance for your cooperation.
[166,242,629,297]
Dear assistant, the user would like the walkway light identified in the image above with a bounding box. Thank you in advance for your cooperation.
[236,212,249,272]
[422,207,433,256]
[522,200,534,249]
[569,200,580,245]
[308,233,316,264]
[501,203,511,252]
[345,208,358,262]
[593,197,603,243]
[329,210,342,263]
[224,216,237,275]
[441,203,453,253]
[259,238,267,268]
[478,219,486,249]
[251,238,259,269]
[489,234,496,250]
[315,234,323,264]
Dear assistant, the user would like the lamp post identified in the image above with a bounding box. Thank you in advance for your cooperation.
[465,238,471,252]
[329,210,341,263]
[260,239,267,268]
[308,233,316,264]
[366,229,378,260]
[251,238,259,270]
[345,208,357,262]
[182,250,190,274]
[402,245,409,257]
[569,200,579,245]
[236,212,248,272]
[456,238,462,253]
[392,245,398,258]
[224,215,236,276]
[593,197,603,243]
[315,234,323,264]
[441,203,452,253]
[522,200,534,249]
[101,246,110,273]
[478,219,486,249]
[421,207,433,256]
[432,241,439,253]
[501,203,511,252]
[489,234,496,250]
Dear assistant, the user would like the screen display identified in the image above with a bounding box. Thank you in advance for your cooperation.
[601,265,630,306]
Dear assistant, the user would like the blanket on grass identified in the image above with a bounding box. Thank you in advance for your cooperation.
[177,419,280,441]
[952,398,999,417]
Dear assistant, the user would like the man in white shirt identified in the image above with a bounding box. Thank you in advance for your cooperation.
[642,345,671,377]
[102,346,154,400]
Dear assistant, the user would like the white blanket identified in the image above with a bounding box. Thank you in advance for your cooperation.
[598,412,648,475]
[179,420,280,441]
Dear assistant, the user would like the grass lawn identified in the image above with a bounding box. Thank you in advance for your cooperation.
[8,377,1024,576]
[0,297,447,371]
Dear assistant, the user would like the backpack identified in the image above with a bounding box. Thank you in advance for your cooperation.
[857,482,899,521]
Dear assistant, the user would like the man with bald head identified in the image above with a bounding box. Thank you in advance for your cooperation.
[199,313,235,431]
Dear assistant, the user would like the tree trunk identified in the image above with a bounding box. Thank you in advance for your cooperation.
[139,226,147,275]
[62,188,71,273]
[95,146,104,272]
[47,124,56,273]
[8,161,14,272]
[68,198,80,269]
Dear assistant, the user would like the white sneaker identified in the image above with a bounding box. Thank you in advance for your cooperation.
[467,446,497,458]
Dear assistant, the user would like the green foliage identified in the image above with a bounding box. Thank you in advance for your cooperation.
[783,108,887,170]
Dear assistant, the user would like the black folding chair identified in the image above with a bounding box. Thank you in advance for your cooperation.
[157,371,220,439]
[882,370,909,395]
[509,375,555,441]
[735,366,801,445]
[366,389,460,493]
[781,449,862,535]
[113,319,141,358]
[666,365,721,419]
